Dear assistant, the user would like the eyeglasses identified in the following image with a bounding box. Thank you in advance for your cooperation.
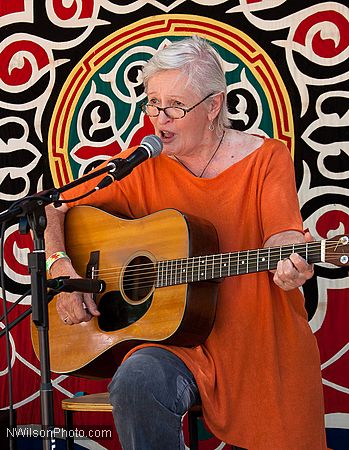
[140,93,214,119]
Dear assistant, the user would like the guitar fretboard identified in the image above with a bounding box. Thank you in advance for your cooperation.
[156,241,323,288]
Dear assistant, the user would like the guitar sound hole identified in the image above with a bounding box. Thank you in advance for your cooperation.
[122,255,155,303]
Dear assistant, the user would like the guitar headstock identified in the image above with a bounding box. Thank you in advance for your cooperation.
[325,235,349,267]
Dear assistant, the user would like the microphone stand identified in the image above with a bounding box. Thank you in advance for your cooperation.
[27,202,55,450]
[0,157,125,450]
[0,289,58,339]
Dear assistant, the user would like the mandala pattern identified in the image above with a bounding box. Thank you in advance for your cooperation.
[0,1,348,449]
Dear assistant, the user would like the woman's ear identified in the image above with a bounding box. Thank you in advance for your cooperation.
[208,92,224,121]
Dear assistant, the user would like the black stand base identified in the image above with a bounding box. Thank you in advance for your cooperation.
[0,409,17,450]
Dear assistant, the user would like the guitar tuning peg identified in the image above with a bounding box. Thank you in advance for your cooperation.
[340,255,348,265]
[339,236,349,245]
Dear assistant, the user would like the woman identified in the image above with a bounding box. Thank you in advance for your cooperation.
[45,36,326,449]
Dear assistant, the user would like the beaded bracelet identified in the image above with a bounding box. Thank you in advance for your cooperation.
[46,251,71,273]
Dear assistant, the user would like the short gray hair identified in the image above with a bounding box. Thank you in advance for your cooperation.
[142,35,230,133]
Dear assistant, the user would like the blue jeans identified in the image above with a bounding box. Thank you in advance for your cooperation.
[108,347,200,450]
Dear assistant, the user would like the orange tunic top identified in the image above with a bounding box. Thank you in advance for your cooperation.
[63,138,326,449]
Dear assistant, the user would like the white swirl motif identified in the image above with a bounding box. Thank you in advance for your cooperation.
[0,0,34,27]
[0,117,41,201]
[302,91,349,181]
[227,68,267,136]
[100,0,229,14]
[2,224,32,296]
[99,44,159,145]
[0,34,68,140]
[46,0,108,29]
[70,81,121,177]
[309,276,349,433]
[0,323,16,375]
[227,1,349,116]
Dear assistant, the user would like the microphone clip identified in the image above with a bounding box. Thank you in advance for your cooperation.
[47,276,106,294]
[95,158,127,190]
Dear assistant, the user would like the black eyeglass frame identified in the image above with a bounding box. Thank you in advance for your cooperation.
[139,92,215,119]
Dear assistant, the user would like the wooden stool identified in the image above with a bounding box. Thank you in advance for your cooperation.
[62,392,112,450]
[61,392,220,449]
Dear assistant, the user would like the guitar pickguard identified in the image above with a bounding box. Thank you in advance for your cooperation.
[97,290,152,332]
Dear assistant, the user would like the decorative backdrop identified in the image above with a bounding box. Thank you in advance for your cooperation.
[0,1,348,449]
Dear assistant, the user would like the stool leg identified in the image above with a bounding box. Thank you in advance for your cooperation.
[64,410,74,450]
[187,409,200,450]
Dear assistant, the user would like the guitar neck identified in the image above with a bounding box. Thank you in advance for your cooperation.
[156,240,325,287]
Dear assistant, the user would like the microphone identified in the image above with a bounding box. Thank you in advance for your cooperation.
[47,277,106,294]
[96,134,163,190]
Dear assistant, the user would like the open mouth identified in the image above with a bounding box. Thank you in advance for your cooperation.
[160,130,175,140]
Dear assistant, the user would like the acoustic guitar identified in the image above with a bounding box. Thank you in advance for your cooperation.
[31,206,349,378]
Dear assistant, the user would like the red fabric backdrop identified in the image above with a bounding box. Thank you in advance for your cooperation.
[0,1,348,449]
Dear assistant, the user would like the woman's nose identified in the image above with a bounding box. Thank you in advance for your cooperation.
[157,109,171,123]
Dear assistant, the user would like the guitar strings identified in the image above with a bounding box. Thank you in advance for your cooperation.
[92,240,341,276]
[96,254,345,291]
[85,241,346,291]
[98,249,342,292]
[92,242,343,279]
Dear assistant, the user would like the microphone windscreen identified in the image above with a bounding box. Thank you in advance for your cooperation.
[140,135,163,158]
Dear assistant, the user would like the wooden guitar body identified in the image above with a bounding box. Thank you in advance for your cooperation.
[31,207,219,378]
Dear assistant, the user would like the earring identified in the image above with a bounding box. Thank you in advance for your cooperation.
[209,122,214,131]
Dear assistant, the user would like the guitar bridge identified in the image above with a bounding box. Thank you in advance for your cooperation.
[86,251,100,300]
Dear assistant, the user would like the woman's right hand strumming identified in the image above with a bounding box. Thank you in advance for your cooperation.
[45,203,100,325]
[50,257,100,325]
